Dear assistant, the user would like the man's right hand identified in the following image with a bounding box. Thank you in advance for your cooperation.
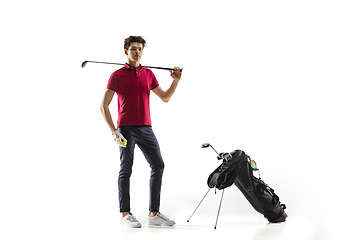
[112,130,128,147]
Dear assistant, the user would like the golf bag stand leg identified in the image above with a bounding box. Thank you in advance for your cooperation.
[214,189,225,229]
[187,188,211,222]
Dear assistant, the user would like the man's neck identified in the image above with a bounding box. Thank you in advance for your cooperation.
[127,61,140,70]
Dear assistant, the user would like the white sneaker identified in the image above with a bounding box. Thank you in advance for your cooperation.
[121,213,142,228]
[148,212,175,226]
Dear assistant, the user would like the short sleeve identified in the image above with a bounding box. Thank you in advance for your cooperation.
[107,72,120,92]
[150,71,159,90]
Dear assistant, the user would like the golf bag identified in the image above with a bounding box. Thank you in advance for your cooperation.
[208,149,287,223]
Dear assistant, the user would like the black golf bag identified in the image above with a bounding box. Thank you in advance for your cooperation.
[208,149,287,223]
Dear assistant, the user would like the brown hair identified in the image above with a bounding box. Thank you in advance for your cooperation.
[124,36,147,50]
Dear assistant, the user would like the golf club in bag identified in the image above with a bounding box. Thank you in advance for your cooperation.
[187,143,287,229]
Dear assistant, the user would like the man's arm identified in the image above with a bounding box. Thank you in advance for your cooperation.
[152,66,182,102]
[100,89,117,133]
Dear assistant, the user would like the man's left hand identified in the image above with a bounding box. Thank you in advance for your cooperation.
[169,66,183,81]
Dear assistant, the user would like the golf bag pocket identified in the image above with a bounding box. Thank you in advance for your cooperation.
[207,161,229,189]
[207,150,247,190]
[253,177,279,209]
[235,160,287,223]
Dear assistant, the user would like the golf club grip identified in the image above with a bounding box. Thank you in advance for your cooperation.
[82,61,182,72]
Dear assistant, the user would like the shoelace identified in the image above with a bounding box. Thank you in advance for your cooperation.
[157,213,169,221]
[126,214,138,222]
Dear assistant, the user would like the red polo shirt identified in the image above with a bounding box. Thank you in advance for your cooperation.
[107,64,159,128]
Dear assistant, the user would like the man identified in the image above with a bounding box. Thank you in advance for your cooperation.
[100,36,182,228]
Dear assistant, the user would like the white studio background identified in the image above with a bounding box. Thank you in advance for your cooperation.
[1,0,338,239]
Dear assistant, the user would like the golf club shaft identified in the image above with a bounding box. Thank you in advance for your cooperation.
[82,60,182,72]
[210,145,219,154]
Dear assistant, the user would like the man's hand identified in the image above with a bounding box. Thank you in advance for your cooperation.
[112,130,128,147]
[169,66,183,81]
[153,66,182,102]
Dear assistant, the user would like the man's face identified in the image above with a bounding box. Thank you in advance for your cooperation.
[125,42,143,63]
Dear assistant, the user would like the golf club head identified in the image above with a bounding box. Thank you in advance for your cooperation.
[81,61,88,68]
[201,142,219,154]
[201,143,211,148]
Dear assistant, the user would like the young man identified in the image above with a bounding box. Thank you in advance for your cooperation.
[100,36,182,228]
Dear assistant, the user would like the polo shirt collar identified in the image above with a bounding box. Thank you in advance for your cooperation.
[124,63,143,71]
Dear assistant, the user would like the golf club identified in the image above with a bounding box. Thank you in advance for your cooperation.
[202,143,233,161]
[81,60,182,72]
[201,143,219,154]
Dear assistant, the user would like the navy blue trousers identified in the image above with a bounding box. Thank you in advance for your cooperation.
[118,125,164,213]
